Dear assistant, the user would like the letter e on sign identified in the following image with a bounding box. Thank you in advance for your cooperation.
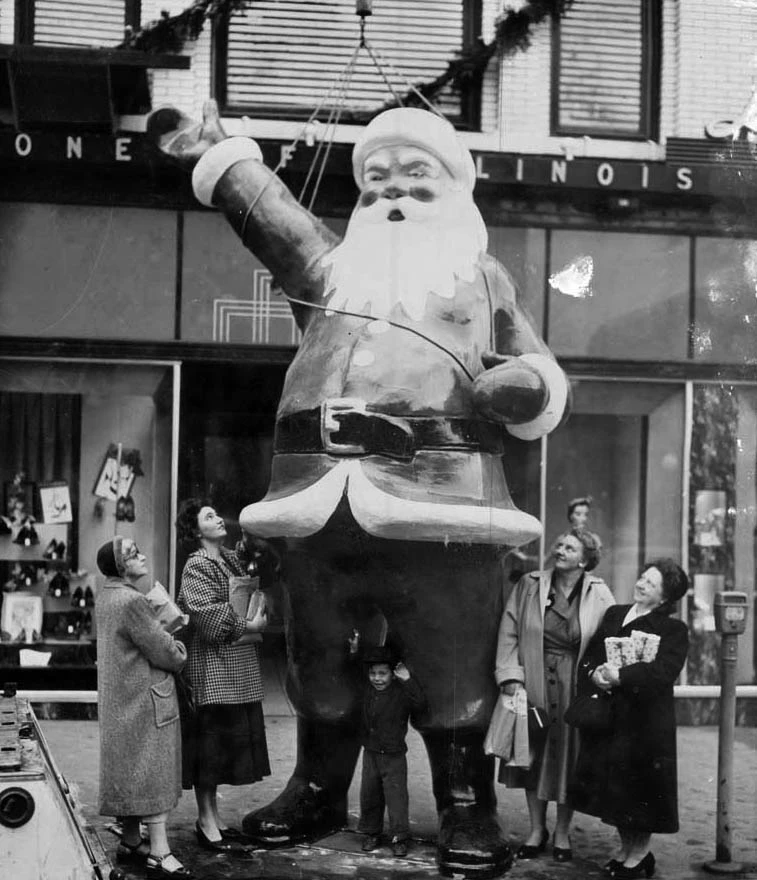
[115,138,132,162]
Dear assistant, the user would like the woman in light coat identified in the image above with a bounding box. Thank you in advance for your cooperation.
[495,528,614,862]
[96,536,191,879]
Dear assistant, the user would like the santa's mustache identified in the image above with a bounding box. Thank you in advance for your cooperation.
[354,195,440,225]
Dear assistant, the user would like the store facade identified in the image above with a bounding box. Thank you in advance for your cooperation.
[1,0,756,715]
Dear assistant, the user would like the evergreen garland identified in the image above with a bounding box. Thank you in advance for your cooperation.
[119,0,250,52]
[120,0,573,102]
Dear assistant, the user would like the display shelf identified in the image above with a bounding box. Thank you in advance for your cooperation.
[0,524,69,563]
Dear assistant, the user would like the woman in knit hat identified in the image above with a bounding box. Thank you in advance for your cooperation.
[96,536,191,878]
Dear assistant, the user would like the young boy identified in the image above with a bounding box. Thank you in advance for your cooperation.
[352,642,426,858]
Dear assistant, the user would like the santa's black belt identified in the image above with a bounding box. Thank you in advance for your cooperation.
[275,400,503,461]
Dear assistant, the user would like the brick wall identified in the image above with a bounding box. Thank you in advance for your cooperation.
[675,0,757,139]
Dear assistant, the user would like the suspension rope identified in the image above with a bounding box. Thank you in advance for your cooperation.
[281,292,475,383]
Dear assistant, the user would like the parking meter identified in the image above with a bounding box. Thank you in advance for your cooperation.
[713,591,748,635]
[705,591,750,873]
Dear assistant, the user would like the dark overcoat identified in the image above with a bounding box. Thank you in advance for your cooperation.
[569,605,689,833]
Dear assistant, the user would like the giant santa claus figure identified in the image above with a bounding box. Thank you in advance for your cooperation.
[149,100,568,877]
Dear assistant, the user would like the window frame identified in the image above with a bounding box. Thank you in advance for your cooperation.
[13,0,142,45]
[212,0,483,131]
[550,0,662,142]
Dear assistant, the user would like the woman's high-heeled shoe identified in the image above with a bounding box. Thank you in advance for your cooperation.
[612,852,655,878]
[195,821,235,851]
[516,828,549,859]
[553,843,573,862]
[603,858,623,874]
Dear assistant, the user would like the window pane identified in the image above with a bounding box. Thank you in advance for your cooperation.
[487,227,546,335]
[225,0,466,121]
[688,385,757,714]
[33,0,125,47]
[694,237,757,363]
[0,203,176,340]
[556,0,646,136]
[544,380,685,601]
[548,231,690,361]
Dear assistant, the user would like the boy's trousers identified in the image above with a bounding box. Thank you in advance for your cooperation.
[358,750,409,841]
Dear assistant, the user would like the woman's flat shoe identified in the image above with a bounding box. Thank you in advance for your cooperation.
[145,854,192,878]
[516,829,549,859]
[195,821,235,851]
[612,852,655,878]
[553,844,573,862]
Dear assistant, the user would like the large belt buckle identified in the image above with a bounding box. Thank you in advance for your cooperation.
[321,398,366,455]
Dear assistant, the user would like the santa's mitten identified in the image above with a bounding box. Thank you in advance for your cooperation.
[472,353,548,425]
[146,99,228,171]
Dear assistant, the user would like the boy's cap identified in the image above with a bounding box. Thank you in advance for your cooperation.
[362,645,397,667]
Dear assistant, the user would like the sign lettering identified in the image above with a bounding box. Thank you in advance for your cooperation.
[0,130,753,198]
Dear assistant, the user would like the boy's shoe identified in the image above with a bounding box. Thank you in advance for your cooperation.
[392,839,408,858]
[361,834,380,852]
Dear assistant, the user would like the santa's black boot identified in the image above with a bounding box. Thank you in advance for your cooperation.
[242,717,360,847]
[424,731,513,878]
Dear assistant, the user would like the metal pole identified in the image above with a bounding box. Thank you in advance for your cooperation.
[703,632,744,874]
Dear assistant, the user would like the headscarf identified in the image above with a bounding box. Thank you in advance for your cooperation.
[96,535,126,578]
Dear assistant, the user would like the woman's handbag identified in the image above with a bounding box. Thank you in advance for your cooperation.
[564,691,613,733]
[484,690,531,767]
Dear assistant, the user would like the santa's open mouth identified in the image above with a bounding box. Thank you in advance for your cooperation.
[387,208,405,222]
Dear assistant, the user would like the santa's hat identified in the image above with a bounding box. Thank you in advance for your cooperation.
[352,107,476,192]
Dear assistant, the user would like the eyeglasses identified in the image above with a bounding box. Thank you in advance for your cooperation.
[122,544,142,562]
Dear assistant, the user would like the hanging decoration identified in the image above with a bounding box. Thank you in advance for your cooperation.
[119,0,574,105]
[119,0,250,53]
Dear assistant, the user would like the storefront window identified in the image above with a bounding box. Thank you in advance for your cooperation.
[548,231,690,361]
[544,379,685,601]
[693,237,757,363]
[0,359,178,695]
[0,203,177,340]
[688,384,757,720]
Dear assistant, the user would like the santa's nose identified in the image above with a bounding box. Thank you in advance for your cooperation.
[382,184,406,200]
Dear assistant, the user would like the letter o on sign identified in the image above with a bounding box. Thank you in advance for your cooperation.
[597,163,615,186]
[0,786,35,827]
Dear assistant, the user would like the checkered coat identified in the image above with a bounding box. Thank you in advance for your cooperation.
[178,548,264,706]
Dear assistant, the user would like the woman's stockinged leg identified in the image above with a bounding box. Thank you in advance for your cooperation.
[196,784,221,839]
[554,803,573,849]
[524,789,548,846]
[144,813,187,873]
[624,830,652,866]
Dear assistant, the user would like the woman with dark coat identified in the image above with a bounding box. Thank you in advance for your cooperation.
[569,558,690,879]
[176,498,271,851]
[496,528,614,862]
[96,536,191,878]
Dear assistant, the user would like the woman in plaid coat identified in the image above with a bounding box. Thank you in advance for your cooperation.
[176,499,271,850]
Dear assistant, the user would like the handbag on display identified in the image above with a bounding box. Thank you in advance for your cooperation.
[564,690,614,733]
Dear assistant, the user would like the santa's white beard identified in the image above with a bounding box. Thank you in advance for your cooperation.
[321,193,487,322]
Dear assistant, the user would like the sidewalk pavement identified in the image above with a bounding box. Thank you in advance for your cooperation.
[37,650,757,880]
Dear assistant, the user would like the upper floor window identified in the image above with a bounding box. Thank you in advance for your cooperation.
[216,0,481,129]
[14,0,139,47]
[552,0,661,140]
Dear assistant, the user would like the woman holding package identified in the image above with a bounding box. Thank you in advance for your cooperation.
[495,527,614,862]
[176,498,271,850]
[569,559,689,879]
[96,536,191,878]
